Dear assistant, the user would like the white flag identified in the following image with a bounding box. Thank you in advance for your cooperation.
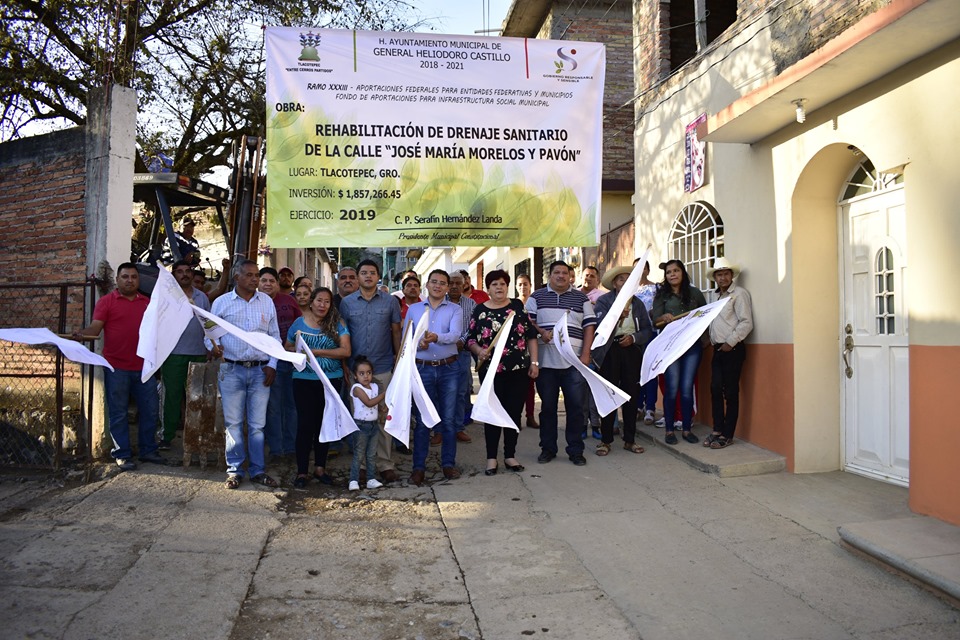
[295,333,358,443]
[471,312,519,430]
[385,309,439,446]
[137,264,195,382]
[591,245,651,350]
[191,305,306,371]
[640,298,730,386]
[554,313,630,417]
[0,328,114,371]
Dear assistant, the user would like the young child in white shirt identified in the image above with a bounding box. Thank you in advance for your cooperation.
[349,356,386,491]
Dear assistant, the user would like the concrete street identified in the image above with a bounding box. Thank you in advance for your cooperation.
[1,419,958,639]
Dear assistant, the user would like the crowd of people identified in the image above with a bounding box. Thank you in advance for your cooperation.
[76,252,753,490]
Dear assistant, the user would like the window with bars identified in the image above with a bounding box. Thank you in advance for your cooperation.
[668,202,724,291]
[875,247,896,335]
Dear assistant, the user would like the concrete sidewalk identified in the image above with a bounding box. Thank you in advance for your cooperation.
[634,414,960,607]
[0,411,957,639]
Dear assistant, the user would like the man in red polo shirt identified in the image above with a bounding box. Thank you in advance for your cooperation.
[76,263,165,470]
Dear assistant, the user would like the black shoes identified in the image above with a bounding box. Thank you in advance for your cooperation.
[569,454,587,466]
[537,451,556,464]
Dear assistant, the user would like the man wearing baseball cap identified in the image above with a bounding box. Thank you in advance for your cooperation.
[277,266,295,296]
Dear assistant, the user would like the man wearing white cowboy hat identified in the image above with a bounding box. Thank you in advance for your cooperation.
[703,257,753,450]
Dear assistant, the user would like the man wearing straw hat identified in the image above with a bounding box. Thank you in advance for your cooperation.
[703,257,753,450]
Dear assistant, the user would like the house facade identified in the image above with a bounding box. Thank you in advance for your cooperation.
[632,0,960,524]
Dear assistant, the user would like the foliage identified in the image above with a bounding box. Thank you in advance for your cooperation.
[0,0,425,175]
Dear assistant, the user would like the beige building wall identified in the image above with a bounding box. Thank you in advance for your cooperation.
[631,4,960,491]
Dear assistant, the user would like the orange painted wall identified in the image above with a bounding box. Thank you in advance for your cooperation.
[697,344,796,469]
[908,345,960,526]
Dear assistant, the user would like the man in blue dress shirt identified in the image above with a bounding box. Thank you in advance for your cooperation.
[404,269,462,486]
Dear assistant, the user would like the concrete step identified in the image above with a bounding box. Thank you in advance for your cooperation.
[631,419,786,477]
[839,516,960,605]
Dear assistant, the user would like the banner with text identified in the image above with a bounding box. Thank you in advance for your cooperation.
[265,28,605,248]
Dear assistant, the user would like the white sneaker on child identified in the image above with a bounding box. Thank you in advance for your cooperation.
[349,480,360,491]
[654,417,666,428]
[644,410,655,425]
[366,479,383,489]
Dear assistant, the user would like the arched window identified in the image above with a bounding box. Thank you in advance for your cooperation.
[668,202,724,291]
[842,157,904,200]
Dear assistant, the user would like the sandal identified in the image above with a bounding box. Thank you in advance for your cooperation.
[703,433,721,447]
[225,475,241,490]
[596,442,611,456]
[623,442,645,454]
[665,432,678,445]
[710,436,733,449]
[251,473,279,488]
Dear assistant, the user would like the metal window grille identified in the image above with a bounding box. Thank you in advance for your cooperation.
[875,248,896,335]
[668,202,724,292]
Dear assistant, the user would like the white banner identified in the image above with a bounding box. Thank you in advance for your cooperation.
[265,28,605,248]
[192,306,307,371]
[384,310,439,445]
[137,264,197,382]
[640,298,730,386]
[295,333,357,443]
[591,245,652,349]
[0,328,114,371]
[554,314,629,417]
[471,312,518,431]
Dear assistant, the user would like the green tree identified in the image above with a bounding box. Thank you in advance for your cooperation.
[0,0,425,175]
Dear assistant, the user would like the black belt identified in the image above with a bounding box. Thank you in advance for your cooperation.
[415,355,458,367]
[224,359,268,367]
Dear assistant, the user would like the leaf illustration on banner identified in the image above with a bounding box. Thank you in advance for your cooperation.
[271,132,308,163]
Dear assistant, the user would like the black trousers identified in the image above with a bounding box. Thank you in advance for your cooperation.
[482,368,527,459]
[599,343,642,445]
[293,377,341,474]
[710,343,746,439]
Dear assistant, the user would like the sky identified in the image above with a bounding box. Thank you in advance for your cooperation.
[414,0,515,37]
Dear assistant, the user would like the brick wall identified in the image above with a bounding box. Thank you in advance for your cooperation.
[0,128,89,285]
[633,0,894,113]
[539,1,635,184]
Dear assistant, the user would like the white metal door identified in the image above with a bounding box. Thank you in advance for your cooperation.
[841,187,909,485]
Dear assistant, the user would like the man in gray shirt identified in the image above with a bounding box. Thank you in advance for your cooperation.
[159,260,211,449]
[339,259,402,483]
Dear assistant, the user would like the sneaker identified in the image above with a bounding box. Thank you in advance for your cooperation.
[654,417,666,428]
[644,410,655,425]
[115,458,136,471]
[157,440,172,451]
[138,452,167,465]
[366,479,383,489]
[674,420,683,429]
[591,427,602,440]
[349,480,360,491]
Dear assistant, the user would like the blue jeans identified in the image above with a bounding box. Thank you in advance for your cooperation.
[265,360,297,455]
[663,343,703,431]
[454,351,473,431]
[218,363,271,478]
[350,420,380,483]
[412,362,459,470]
[536,366,586,457]
[641,378,658,412]
[103,368,159,460]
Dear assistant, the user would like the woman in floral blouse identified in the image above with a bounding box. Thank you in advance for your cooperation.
[467,269,539,475]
